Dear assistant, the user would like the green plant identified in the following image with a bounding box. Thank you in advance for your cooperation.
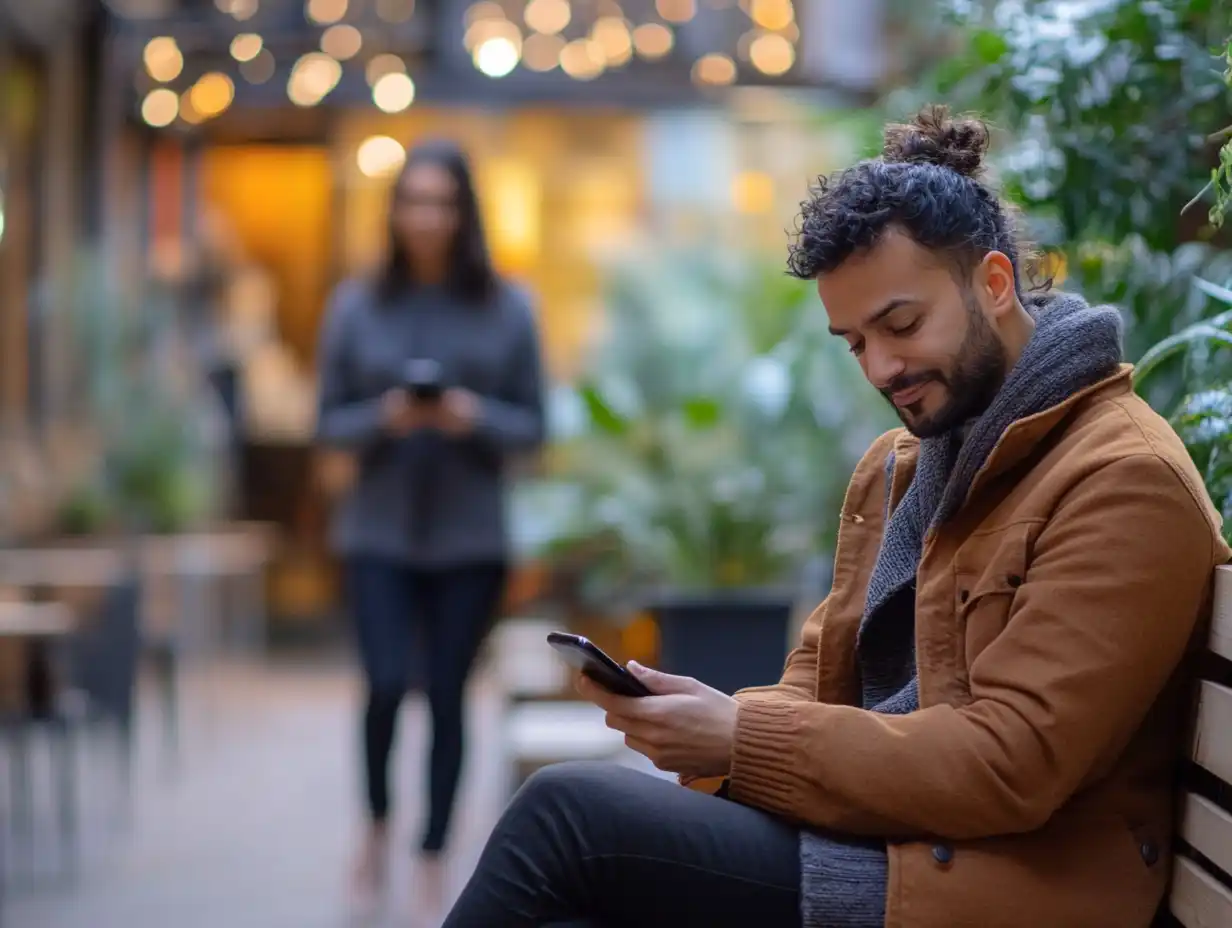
[1134,274,1232,540]
[518,247,894,607]
[1198,35,1232,227]
[53,251,226,536]
[910,0,1232,249]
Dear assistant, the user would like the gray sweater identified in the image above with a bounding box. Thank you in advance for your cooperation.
[316,279,545,567]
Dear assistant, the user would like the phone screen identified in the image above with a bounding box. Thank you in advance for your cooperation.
[547,632,652,698]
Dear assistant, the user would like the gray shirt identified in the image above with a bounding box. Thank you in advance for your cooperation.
[315,278,545,567]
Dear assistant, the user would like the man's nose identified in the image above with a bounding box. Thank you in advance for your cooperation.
[862,342,907,390]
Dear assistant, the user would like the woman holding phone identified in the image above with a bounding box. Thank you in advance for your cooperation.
[315,139,546,919]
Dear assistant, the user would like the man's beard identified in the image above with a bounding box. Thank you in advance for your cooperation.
[882,297,1008,439]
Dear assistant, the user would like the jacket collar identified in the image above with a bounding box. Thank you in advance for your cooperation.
[886,364,1134,516]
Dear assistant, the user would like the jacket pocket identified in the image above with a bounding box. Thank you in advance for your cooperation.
[953,523,1033,671]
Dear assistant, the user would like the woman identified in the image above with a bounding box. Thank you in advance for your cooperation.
[315,139,546,917]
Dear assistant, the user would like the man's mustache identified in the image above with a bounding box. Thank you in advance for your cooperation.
[881,371,943,399]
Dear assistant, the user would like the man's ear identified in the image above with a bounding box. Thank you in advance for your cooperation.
[978,251,1018,319]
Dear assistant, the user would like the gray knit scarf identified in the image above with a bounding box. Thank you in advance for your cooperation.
[799,291,1124,928]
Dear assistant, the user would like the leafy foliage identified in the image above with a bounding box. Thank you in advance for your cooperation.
[515,248,894,605]
[53,251,227,535]
[912,0,1232,249]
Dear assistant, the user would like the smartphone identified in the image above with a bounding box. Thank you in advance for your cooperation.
[547,631,653,698]
[403,358,444,402]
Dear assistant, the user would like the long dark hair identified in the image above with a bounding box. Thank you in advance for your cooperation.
[376,139,499,305]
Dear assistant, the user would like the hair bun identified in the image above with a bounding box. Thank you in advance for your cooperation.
[882,104,989,179]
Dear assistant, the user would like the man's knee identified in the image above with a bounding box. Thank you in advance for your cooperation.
[513,761,633,816]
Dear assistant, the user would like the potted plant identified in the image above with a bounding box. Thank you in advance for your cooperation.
[521,247,893,694]
[49,250,228,540]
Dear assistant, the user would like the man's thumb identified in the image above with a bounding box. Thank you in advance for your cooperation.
[627,661,693,694]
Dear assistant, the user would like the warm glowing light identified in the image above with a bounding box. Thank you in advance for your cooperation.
[230,33,263,62]
[241,48,276,83]
[141,88,179,127]
[190,72,235,117]
[179,89,204,124]
[748,31,794,75]
[632,22,673,59]
[591,16,632,66]
[464,17,522,53]
[523,32,564,71]
[524,0,570,35]
[288,52,343,106]
[464,1,505,25]
[692,52,736,85]
[749,0,793,31]
[372,71,416,112]
[143,37,183,82]
[217,0,259,20]
[365,53,406,85]
[306,0,348,25]
[375,0,414,22]
[656,0,696,23]
[357,135,406,178]
[732,170,775,213]
[480,159,542,271]
[474,37,520,77]
[321,24,363,59]
[559,38,604,80]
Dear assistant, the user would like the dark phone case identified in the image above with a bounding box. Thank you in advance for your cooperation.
[547,632,652,698]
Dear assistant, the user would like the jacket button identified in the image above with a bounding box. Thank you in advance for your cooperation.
[1007,574,1023,588]
[932,844,954,865]
[959,590,970,604]
[1140,841,1159,867]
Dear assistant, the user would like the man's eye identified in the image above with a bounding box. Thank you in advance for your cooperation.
[848,341,865,357]
[888,318,922,337]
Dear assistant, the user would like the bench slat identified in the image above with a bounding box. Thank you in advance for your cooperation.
[1171,856,1232,928]
[1192,681,1232,782]
[1212,566,1232,662]
[1181,794,1232,881]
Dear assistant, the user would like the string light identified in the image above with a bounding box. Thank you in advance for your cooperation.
[372,71,416,111]
[692,52,736,85]
[230,33,264,63]
[141,88,179,126]
[143,37,183,82]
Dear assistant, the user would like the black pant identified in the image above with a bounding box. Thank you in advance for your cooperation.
[443,762,802,928]
[346,557,507,854]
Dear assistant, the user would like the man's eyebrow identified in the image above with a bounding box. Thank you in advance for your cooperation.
[828,298,916,337]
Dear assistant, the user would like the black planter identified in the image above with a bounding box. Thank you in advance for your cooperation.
[649,589,794,696]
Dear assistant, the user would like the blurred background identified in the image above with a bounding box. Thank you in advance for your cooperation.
[0,0,1228,925]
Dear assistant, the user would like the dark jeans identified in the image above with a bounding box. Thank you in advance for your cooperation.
[443,762,802,928]
[346,557,507,854]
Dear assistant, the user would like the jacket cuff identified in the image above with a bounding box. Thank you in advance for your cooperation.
[728,697,805,815]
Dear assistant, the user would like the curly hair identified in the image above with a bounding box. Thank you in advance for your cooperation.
[787,105,1026,293]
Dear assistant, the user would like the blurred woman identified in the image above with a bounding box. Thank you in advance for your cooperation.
[315,139,546,918]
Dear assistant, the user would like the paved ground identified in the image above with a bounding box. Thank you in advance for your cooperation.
[3,653,536,928]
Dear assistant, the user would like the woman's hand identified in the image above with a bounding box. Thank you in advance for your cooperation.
[380,389,428,436]
[435,388,480,436]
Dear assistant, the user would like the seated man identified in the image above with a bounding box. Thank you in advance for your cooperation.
[442,107,1230,928]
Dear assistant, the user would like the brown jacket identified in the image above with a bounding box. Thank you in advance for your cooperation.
[726,366,1230,927]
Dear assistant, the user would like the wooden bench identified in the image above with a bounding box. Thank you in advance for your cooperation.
[1169,564,1232,926]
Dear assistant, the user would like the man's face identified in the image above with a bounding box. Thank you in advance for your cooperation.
[818,230,1009,439]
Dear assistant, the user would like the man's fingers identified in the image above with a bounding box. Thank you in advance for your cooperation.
[627,661,697,695]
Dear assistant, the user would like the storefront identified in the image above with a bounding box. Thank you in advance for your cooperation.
[100,0,885,629]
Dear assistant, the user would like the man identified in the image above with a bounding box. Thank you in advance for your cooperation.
[441,106,1229,927]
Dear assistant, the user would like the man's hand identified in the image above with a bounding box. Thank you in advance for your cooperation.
[575,662,739,779]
